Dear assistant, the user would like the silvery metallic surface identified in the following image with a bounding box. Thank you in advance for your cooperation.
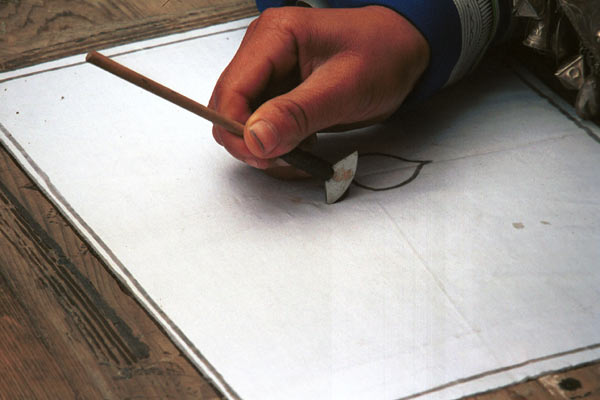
[514,0,547,18]
[555,54,585,90]
[523,17,552,51]
[325,151,358,204]
[522,0,553,52]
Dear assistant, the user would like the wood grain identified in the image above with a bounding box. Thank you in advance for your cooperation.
[539,362,600,400]
[473,380,553,400]
[0,144,222,399]
[0,0,257,71]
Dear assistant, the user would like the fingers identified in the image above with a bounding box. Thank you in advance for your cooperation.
[243,54,365,159]
[209,88,272,169]
[209,9,303,168]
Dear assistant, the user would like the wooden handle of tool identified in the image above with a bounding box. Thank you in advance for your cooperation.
[86,51,334,180]
[86,51,245,137]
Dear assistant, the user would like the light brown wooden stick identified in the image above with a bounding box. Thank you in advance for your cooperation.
[85,50,335,183]
[85,50,244,137]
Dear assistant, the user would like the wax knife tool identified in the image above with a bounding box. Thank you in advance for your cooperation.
[85,51,357,204]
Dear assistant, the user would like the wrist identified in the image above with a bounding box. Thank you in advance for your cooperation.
[366,5,431,101]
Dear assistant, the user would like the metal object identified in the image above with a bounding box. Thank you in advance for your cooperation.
[522,0,553,52]
[514,0,546,18]
[575,75,600,119]
[555,55,585,90]
[557,0,600,119]
[325,151,358,204]
[523,18,551,51]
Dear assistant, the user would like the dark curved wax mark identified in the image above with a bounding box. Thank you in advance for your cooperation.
[352,153,432,192]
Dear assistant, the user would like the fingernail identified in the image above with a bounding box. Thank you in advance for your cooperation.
[246,158,260,168]
[249,120,279,155]
[273,158,290,167]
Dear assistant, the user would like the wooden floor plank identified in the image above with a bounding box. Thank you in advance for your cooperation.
[539,362,600,400]
[472,380,554,400]
[0,0,257,71]
[0,260,87,400]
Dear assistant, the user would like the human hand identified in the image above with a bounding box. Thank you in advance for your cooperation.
[209,5,430,171]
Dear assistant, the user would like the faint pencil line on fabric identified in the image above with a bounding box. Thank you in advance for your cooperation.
[396,342,600,400]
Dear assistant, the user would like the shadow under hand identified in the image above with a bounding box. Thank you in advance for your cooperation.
[312,59,520,195]
[227,58,522,206]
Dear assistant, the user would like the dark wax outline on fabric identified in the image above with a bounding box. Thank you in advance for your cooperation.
[352,153,432,191]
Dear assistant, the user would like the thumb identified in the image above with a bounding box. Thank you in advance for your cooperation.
[243,62,356,159]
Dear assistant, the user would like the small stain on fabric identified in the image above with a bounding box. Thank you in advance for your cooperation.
[512,222,524,229]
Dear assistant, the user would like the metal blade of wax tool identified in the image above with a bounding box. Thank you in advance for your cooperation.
[325,151,358,204]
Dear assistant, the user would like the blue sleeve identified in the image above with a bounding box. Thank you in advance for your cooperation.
[256,0,512,102]
[256,0,288,10]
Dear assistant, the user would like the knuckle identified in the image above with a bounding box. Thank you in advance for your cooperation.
[258,7,300,33]
[247,17,259,31]
[258,7,284,23]
[274,98,310,139]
